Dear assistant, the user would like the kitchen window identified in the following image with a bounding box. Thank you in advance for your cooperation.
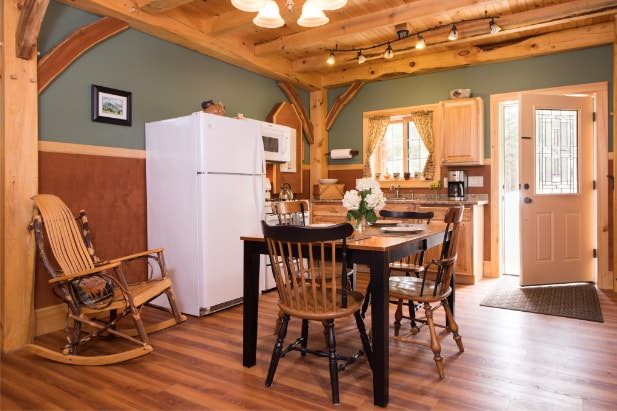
[363,103,440,188]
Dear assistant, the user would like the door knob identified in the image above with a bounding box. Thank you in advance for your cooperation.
[524,197,533,204]
[523,183,530,190]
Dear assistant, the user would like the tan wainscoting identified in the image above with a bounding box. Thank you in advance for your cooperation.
[35,304,67,337]
[39,141,146,159]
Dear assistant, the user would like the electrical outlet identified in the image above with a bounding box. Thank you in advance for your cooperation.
[468,176,484,187]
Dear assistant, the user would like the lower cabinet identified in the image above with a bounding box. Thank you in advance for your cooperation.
[311,201,484,284]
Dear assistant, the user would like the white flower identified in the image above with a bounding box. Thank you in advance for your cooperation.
[342,189,361,211]
[356,177,380,192]
[366,190,386,211]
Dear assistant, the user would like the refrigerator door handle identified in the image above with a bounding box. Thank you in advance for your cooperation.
[255,177,264,223]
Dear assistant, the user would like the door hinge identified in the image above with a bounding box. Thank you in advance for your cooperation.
[593,249,597,258]
[593,180,597,190]
[592,112,597,122]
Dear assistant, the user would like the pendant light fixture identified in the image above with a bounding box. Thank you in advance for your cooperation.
[357,51,366,64]
[253,0,284,28]
[489,17,502,34]
[313,0,347,10]
[448,24,458,41]
[415,34,426,50]
[297,0,329,27]
[231,0,266,12]
[327,51,336,65]
[384,43,394,59]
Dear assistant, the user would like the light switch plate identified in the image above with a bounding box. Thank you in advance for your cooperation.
[468,176,484,187]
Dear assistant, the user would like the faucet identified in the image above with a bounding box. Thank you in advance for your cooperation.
[389,184,400,199]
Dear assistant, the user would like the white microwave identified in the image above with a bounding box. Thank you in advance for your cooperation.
[246,119,292,163]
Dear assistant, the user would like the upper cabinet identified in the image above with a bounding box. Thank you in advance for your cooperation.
[441,97,484,165]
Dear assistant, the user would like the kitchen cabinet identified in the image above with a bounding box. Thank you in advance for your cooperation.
[441,97,484,166]
[311,199,485,284]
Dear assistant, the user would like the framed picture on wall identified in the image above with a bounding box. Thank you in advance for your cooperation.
[91,85,132,126]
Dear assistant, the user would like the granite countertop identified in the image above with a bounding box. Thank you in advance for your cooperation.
[312,194,488,206]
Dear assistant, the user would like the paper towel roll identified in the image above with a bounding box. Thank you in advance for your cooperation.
[329,148,353,159]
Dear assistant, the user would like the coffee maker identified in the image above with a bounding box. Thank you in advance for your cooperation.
[448,170,467,200]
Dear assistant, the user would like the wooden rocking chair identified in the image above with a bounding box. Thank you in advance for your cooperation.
[26,194,186,365]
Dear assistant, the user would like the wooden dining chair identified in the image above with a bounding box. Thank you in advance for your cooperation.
[26,194,186,365]
[389,206,464,379]
[272,200,308,226]
[361,209,434,333]
[261,221,373,405]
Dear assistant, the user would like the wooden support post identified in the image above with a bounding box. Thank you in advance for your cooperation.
[277,81,314,144]
[1,0,40,351]
[309,89,328,197]
[613,16,617,292]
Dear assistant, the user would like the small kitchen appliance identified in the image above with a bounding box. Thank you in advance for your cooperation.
[447,170,467,200]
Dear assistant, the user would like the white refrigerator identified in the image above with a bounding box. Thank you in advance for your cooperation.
[146,112,265,316]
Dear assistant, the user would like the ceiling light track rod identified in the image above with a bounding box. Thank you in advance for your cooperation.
[325,15,501,53]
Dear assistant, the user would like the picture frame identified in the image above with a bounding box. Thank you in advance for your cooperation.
[91,84,132,126]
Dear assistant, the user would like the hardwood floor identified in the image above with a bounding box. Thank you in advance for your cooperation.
[2,276,617,410]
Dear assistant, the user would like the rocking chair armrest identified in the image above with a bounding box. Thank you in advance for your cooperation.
[49,261,122,285]
[107,248,165,264]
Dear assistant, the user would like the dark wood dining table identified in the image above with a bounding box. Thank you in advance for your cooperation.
[241,223,453,407]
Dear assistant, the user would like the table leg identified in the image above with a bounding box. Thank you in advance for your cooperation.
[369,252,389,407]
[243,242,261,367]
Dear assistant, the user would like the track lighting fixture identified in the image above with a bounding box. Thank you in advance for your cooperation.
[357,51,366,64]
[415,34,426,50]
[489,18,502,34]
[327,51,336,65]
[384,43,394,59]
[448,24,458,41]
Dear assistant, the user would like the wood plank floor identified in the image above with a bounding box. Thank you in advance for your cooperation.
[2,276,617,410]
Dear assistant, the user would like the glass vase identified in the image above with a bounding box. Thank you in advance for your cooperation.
[354,215,367,235]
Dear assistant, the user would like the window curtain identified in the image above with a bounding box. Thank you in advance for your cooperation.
[410,111,435,180]
[364,116,390,176]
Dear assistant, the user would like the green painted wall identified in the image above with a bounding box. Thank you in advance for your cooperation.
[39,2,308,152]
[328,45,613,163]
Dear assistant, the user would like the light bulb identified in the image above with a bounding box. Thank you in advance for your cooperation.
[327,52,336,65]
[384,43,394,59]
[357,51,366,64]
[297,0,329,27]
[489,18,502,34]
[313,0,347,10]
[232,0,266,12]
[253,0,284,28]
[415,34,426,50]
[448,24,458,41]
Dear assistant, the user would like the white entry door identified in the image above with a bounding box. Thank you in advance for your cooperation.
[519,94,594,286]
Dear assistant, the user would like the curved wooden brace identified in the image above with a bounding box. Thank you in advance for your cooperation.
[325,81,365,131]
[119,315,187,337]
[17,0,50,59]
[25,343,153,365]
[38,17,129,93]
[277,80,314,144]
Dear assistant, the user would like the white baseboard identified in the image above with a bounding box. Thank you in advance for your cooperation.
[35,304,67,336]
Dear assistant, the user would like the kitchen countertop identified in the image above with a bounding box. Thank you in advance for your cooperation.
[312,194,488,206]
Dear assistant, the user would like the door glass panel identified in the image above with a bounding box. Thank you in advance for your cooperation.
[535,109,578,194]
[502,102,520,275]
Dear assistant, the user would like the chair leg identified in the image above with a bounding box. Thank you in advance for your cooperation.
[424,303,444,379]
[353,311,373,370]
[324,319,340,405]
[394,298,403,337]
[361,281,371,319]
[70,321,82,355]
[130,306,150,345]
[443,299,464,353]
[164,288,184,323]
[300,319,309,357]
[273,309,284,335]
[408,300,419,335]
[266,314,289,387]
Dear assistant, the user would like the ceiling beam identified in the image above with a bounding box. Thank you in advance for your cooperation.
[294,1,617,73]
[57,0,321,90]
[16,0,50,59]
[321,22,614,88]
[254,0,500,57]
[133,0,194,14]
[202,9,254,35]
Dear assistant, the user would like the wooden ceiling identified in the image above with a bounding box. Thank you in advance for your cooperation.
[58,0,617,89]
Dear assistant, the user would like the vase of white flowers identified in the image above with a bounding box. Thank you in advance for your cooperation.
[342,178,386,234]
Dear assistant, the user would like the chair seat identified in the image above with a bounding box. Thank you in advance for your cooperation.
[389,276,451,302]
[81,277,172,314]
[280,290,364,321]
[389,262,424,272]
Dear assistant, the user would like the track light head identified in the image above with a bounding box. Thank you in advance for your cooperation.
[448,24,458,41]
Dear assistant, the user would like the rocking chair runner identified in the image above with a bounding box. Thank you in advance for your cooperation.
[26,194,186,365]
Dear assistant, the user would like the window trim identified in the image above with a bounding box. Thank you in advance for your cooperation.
[363,103,442,189]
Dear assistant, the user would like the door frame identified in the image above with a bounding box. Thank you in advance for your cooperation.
[489,82,610,289]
